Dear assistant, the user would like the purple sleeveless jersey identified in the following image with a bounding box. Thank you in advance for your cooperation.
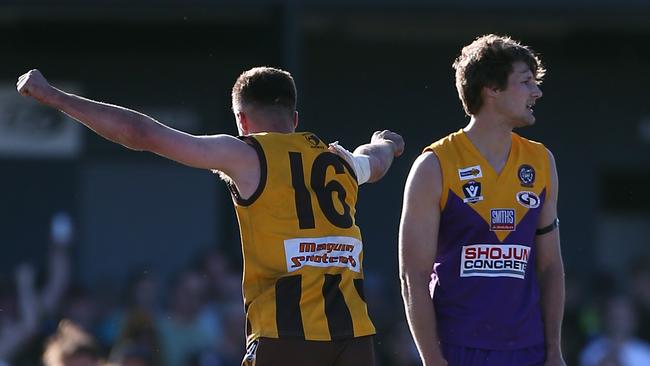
[428,131,549,350]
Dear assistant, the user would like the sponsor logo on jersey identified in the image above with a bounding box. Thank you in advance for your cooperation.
[284,236,362,273]
[462,180,483,203]
[303,133,324,148]
[518,164,536,187]
[490,209,516,231]
[516,191,541,209]
[458,165,483,181]
[460,244,530,279]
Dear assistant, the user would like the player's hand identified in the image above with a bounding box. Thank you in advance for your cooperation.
[16,69,58,105]
[371,130,404,157]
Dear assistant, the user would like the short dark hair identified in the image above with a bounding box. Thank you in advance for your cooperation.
[452,34,546,116]
[231,67,297,115]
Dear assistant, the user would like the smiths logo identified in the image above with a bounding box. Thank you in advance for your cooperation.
[303,133,324,148]
[284,236,362,273]
[460,244,530,279]
[458,165,482,181]
[518,164,535,187]
[462,180,483,204]
[490,209,516,231]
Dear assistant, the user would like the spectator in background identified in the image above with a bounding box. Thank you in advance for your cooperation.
[190,301,245,366]
[157,269,217,366]
[0,264,39,366]
[108,308,161,366]
[109,341,154,366]
[60,287,100,340]
[106,268,163,366]
[2,211,73,366]
[580,292,650,366]
[43,319,104,366]
[42,212,74,318]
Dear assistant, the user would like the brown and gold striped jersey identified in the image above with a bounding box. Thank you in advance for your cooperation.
[228,132,375,344]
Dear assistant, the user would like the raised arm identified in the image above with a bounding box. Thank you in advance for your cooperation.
[0,264,39,361]
[536,149,566,366]
[399,152,447,366]
[16,69,257,179]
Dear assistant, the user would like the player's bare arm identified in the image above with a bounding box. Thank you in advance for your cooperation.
[535,149,567,366]
[16,69,258,190]
[354,130,404,182]
[399,152,447,366]
[329,130,404,184]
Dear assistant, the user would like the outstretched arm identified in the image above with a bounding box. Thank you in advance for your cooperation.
[354,130,404,183]
[329,130,404,184]
[399,152,447,366]
[16,69,257,179]
[536,150,566,366]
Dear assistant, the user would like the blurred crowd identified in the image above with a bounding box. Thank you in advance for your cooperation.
[1,213,649,366]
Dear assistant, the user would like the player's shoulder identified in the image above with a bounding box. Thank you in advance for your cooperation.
[425,129,463,152]
[512,132,553,157]
[409,151,441,183]
[512,131,549,150]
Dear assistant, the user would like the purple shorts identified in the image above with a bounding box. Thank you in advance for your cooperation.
[441,343,545,366]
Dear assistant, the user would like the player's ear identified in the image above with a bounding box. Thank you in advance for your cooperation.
[484,85,500,98]
[236,111,250,135]
[293,111,299,130]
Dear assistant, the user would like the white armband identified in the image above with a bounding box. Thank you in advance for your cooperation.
[328,142,372,185]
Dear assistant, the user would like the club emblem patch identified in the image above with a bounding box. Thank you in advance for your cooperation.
[303,133,324,148]
[518,164,535,187]
[516,191,540,209]
[462,180,483,204]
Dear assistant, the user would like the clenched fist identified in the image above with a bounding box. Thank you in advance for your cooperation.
[371,130,405,157]
[16,69,58,105]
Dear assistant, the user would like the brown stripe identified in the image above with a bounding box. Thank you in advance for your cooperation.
[275,275,305,338]
[323,274,354,340]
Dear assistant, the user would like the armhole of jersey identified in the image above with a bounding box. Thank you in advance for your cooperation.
[437,152,449,211]
[424,147,448,211]
[228,136,267,207]
[543,145,552,202]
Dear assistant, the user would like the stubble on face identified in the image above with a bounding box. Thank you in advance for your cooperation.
[501,62,542,129]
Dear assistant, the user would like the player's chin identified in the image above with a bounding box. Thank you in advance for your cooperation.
[516,115,536,128]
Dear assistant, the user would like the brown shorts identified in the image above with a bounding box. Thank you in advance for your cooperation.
[242,336,375,366]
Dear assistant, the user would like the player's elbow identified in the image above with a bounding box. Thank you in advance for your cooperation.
[537,259,565,283]
[399,265,431,297]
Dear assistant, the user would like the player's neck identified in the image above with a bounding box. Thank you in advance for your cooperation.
[250,118,295,134]
[463,115,512,173]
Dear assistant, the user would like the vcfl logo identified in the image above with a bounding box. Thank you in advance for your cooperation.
[462,180,483,203]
